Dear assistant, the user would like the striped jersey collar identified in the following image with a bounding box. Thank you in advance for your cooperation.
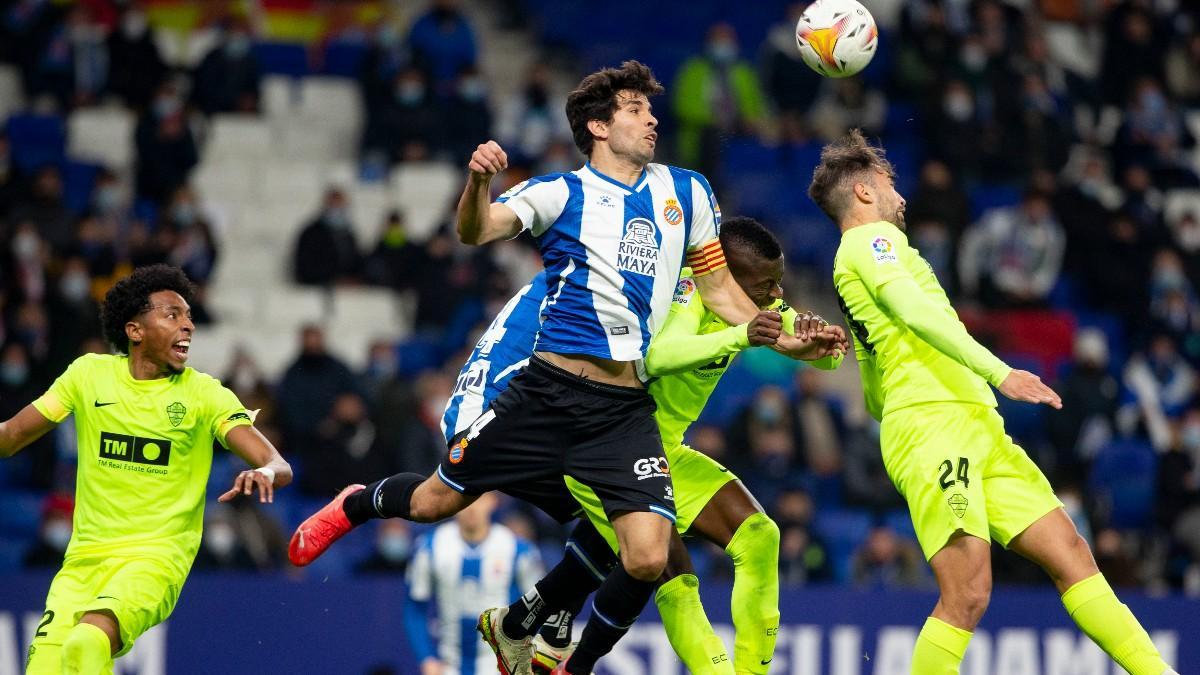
[582,162,650,193]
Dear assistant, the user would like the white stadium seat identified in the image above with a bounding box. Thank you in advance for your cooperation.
[262,75,297,119]
[205,114,273,161]
[0,65,24,124]
[390,162,461,240]
[67,107,136,169]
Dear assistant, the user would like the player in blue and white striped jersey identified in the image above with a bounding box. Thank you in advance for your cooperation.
[440,273,546,444]
[291,60,793,675]
[404,493,543,675]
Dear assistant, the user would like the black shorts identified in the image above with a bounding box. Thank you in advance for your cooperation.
[438,355,675,523]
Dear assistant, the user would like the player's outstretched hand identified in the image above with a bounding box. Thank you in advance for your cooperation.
[219,468,275,504]
[747,310,783,346]
[998,370,1063,409]
[773,325,847,361]
[468,140,508,177]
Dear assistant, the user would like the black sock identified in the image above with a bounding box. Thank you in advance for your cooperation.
[502,520,615,640]
[567,565,656,673]
[537,599,582,650]
[342,473,425,525]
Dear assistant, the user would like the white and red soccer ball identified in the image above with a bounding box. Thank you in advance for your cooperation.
[795,0,879,78]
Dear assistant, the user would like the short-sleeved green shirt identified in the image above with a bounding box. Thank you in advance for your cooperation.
[833,222,997,418]
[33,354,252,565]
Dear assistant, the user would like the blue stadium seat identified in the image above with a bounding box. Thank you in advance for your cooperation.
[812,507,872,583]
[995,351,1047,443]
[6,113,66,173]
[0,490,45,538]
[253,42,310,77]
[968,183,1022,220]
[0,536,27,573]
[63,160,101,214]
[321,41,367,77]
[1088,438,1157,530]
[883,509,917,541]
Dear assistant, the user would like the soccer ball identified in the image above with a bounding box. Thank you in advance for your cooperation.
[795,0,879,78]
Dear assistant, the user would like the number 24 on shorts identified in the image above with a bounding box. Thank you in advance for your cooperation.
[937,457,969,491]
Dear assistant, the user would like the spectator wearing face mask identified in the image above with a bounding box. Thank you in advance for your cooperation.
[672,22,769,182]
[958,189,1066,308]
[495,63,571,166]
[361,67,443,166]
[406,0,478,98]
[135,81,199,203]
[444,66,493,163]
[1123,335,1198,451]
[0,342,57,488]
[191,17,262,115]
[193,504,258,571]
[292,187,363,287]
[5,222,49,307]
[46,257,101,374]
[10,166,71,254]
[357,519,414,575]
[106,4,167,109]
[24,494,75,569]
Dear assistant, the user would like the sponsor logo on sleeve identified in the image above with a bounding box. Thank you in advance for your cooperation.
[871,237,897,264]
[499,180,529,200]
[672,277,697,304]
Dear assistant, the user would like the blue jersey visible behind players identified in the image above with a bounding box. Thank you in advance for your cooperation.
[403,521,542,675]
[441,273,545,444]
[497,162,722,362]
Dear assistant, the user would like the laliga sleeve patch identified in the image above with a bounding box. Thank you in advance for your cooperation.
[499,180,529,200]
[673,277,697,304]
[871,236,898,264]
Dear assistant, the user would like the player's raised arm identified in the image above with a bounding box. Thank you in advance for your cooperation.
[219,424,293,503]
[0,404,58,458]
[456,140,523,245]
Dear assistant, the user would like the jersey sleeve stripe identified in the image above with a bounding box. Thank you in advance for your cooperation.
[32,392,68,423]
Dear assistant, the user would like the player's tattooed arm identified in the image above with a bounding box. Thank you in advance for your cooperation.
[0,404,58,458]
[219,425,293,503]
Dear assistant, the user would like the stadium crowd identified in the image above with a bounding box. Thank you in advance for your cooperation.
[1,0,1199,598]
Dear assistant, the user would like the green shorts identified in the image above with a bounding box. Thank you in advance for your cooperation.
[881,402,1063,561]
[26,553,187,672]
[566,443,737,552]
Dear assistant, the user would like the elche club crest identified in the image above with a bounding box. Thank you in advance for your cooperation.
[166,402,187,427]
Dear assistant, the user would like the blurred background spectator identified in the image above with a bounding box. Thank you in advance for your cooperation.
[0,0,1196,602]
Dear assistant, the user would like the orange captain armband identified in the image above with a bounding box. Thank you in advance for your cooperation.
[686,239,727,276]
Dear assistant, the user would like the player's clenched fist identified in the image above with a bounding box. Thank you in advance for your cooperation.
[469,140,508,176]
[747,310,783,346]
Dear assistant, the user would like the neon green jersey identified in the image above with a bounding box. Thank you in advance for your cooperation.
[33,354,253,563]
[646,269,842,449]
[832,222,1011,420]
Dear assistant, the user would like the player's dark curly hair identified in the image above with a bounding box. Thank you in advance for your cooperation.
[100,264,195,354]
[566,60,664,157]
[720,216,782,261]
[808,128,894,223]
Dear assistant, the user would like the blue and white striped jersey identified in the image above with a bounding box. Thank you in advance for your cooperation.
[497,162,723,362]
[440,273,546,444]
[405,522,542,675]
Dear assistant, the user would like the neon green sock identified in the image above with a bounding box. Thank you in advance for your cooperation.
[1062,573,1172,675]
[61,623,112,675]
[725,512,781,674]
[655,574,733,675]
[911,616,972,674]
